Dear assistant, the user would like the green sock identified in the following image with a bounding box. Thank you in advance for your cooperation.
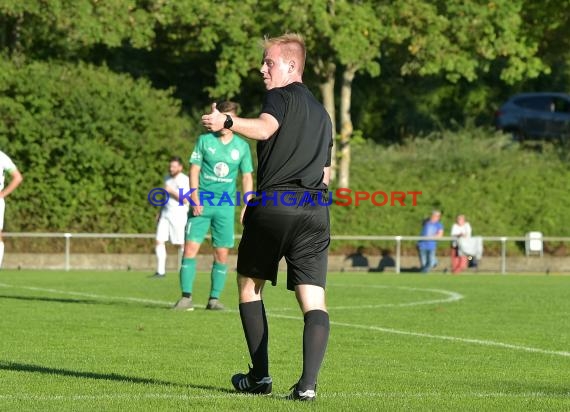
[210,261,228,299]
[180,257,196,294]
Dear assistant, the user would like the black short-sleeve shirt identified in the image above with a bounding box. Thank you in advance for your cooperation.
[257,82,333,191]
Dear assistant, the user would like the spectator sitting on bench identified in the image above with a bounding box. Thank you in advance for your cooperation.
[369,249,396,272]
[344,246,369,269]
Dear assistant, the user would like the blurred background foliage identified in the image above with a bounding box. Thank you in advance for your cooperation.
[1,0,569,253]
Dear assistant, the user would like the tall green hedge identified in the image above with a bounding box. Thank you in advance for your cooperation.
[331,129,570,253]
[0,59,195,233]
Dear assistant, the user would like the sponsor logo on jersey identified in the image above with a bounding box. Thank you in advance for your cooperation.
[214,162,230,178]
[231,149,240,160]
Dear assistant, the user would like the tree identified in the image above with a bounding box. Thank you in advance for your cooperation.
[517,0,570,91]
[158,0,266,99]
[0,0,158,60]
[328,1,396,187]
[394,0,547,83]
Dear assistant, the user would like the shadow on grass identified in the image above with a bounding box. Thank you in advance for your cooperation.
[0,294,98,305]
[0,293,170,309]
[0,361,235,394]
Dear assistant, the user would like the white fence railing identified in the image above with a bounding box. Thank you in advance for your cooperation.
[3,233,568,274]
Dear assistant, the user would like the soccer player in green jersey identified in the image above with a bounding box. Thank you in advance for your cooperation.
[173,101,254,311]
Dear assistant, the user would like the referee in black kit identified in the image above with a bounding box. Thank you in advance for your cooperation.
[202,33,333,401]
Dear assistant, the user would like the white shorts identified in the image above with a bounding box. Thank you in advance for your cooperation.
[156,213,187,245]
[0,198,4,231]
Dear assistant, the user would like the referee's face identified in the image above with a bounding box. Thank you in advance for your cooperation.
[260,45,291,90]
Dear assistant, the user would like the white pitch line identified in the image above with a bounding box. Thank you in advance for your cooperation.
[268,285,464,311]
[0,283,462,310]
[269,313,570,358]
[0,391,568,401]
[0,283,568,358]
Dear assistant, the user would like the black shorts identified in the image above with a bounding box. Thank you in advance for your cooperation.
[237,190,330,291]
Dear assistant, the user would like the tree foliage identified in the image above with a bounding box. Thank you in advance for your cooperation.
[0,0,160,62]
[0,0,569,238]
[0,58,192,233]
[394,0,547,83]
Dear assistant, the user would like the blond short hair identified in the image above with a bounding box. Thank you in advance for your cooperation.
[263,33,306,74]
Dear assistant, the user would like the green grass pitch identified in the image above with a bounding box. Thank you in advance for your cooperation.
[0,270,569,411]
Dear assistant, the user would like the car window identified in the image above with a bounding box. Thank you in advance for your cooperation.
[514,96,553,111]
[551,97,570,113]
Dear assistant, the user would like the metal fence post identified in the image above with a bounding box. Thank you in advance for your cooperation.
[501,236,507,275]
[64,233,71,271]
[395,236,401,274]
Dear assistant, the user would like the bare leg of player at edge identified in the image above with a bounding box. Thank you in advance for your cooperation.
[232,275,330,401]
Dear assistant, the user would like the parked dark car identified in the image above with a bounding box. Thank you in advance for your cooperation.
[494,92,570,141]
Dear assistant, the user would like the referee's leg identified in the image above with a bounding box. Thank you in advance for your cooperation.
[236,274,270,379]
[294,284,329,394]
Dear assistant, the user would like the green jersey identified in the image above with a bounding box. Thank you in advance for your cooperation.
[189,133,253,200]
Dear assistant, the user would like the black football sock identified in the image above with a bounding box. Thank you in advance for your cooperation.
[298,310,330,392]
[239,300,269,378]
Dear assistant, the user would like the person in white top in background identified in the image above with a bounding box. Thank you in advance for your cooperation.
[0,150,23,268]
[450,214,472,274]
[152,156,189,278]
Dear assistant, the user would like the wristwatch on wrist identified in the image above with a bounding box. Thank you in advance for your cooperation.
[224,114,233,129]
